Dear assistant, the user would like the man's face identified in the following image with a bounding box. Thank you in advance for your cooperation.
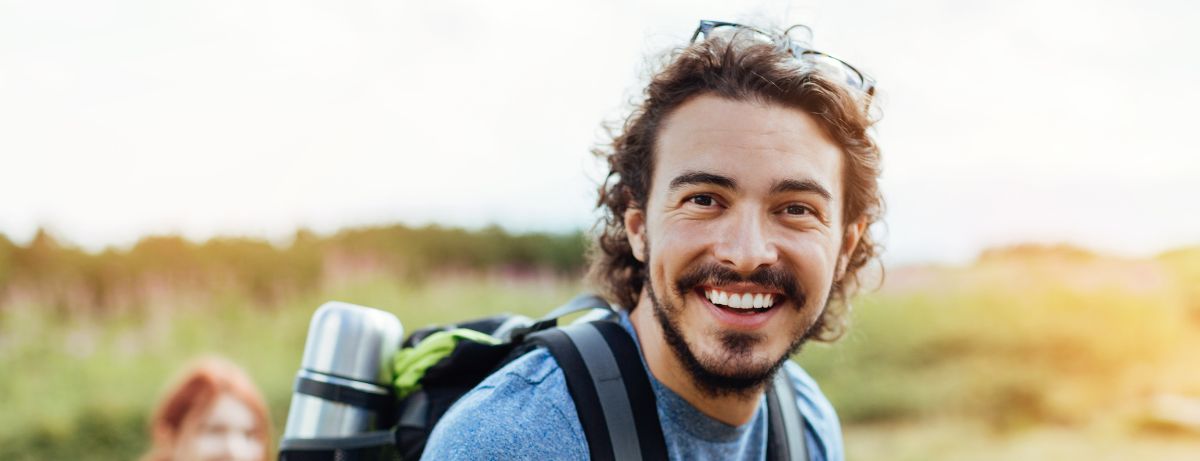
[625,94,858,396]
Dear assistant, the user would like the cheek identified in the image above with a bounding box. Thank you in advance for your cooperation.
[241,437,266,459]
[650,221,709,278]
[786,237,839,284]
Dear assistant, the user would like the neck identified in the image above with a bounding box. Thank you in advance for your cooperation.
[628,294,764,426]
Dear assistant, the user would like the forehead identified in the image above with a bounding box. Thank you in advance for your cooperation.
[653,94,843,196]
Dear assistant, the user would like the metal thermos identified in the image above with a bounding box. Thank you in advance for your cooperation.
[280,301,403,455]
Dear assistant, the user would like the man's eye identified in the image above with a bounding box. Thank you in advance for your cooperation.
[785,204,812,216]
[689,195,715,207]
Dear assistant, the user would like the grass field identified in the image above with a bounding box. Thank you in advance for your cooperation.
[2,248,1199,460]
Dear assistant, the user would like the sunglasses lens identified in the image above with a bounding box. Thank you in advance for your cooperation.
[699,23,773,45]
[783,25,814,46]
[805,53,866,91]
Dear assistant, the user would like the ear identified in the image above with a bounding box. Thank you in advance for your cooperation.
[624,207,647,263]
[836,216,868,280]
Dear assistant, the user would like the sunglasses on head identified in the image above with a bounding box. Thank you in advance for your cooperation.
[690,20,876,98]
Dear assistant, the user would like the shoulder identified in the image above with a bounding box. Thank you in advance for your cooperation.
[422,348,589,460]
[782,361,844,461]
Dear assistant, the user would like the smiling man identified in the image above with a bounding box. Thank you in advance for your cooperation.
[423,21,882,461]
[622,93,864,427]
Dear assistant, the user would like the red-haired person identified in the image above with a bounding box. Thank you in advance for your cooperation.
[143,357,273,461]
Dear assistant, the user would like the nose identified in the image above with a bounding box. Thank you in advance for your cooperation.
[712,207,778,274]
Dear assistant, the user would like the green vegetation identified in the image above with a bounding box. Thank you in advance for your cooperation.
[1,229,1198,460]
[0,224,588,317]
[0,276,582,460]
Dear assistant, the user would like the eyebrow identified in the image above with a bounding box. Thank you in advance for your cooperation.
[668,170,833,201]
[771,178,832,201]
[668,171,737,192]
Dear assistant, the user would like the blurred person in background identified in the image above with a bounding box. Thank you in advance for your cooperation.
[143,357,273,461]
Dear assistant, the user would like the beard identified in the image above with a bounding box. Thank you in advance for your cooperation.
[645,251,827,399]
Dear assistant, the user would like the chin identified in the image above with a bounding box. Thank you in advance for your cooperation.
[654,288,808,398]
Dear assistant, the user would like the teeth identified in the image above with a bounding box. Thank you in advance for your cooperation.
[704,289,777,310]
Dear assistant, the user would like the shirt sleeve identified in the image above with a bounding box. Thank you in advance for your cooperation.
[784,361,844,461]
[421,349,590,460]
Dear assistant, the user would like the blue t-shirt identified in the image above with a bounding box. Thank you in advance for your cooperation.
[422,311,844,460]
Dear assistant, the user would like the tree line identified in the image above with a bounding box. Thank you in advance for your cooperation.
[0,224,589,316]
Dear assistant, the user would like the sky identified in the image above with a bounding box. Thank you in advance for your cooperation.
[1,0,1197,264]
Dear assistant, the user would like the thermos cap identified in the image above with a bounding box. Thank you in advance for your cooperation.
[300,301,403,385]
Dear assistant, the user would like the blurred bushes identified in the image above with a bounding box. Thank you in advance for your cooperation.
[1158,246,1200,323]
[798,244,1200,431]
[0,224,588,315]
[3,234,1199,457]
[0,404,147,461]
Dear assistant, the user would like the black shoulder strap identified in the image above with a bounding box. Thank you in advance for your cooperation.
[765,370,810,461]
[528,321,668,461]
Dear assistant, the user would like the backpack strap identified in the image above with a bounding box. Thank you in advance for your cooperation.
[541,293,615,321]
[765,370,810,461]
[511,293,615,341]
[528,321,669,461]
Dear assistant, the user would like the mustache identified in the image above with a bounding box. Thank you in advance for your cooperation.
[673,262,804,307]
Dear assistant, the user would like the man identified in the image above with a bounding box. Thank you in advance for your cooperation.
[423,20,881,461]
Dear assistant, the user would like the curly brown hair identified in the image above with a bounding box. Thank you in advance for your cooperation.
[586,31,883,342]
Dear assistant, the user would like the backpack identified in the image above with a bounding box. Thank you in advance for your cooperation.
[389,293,812,461]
